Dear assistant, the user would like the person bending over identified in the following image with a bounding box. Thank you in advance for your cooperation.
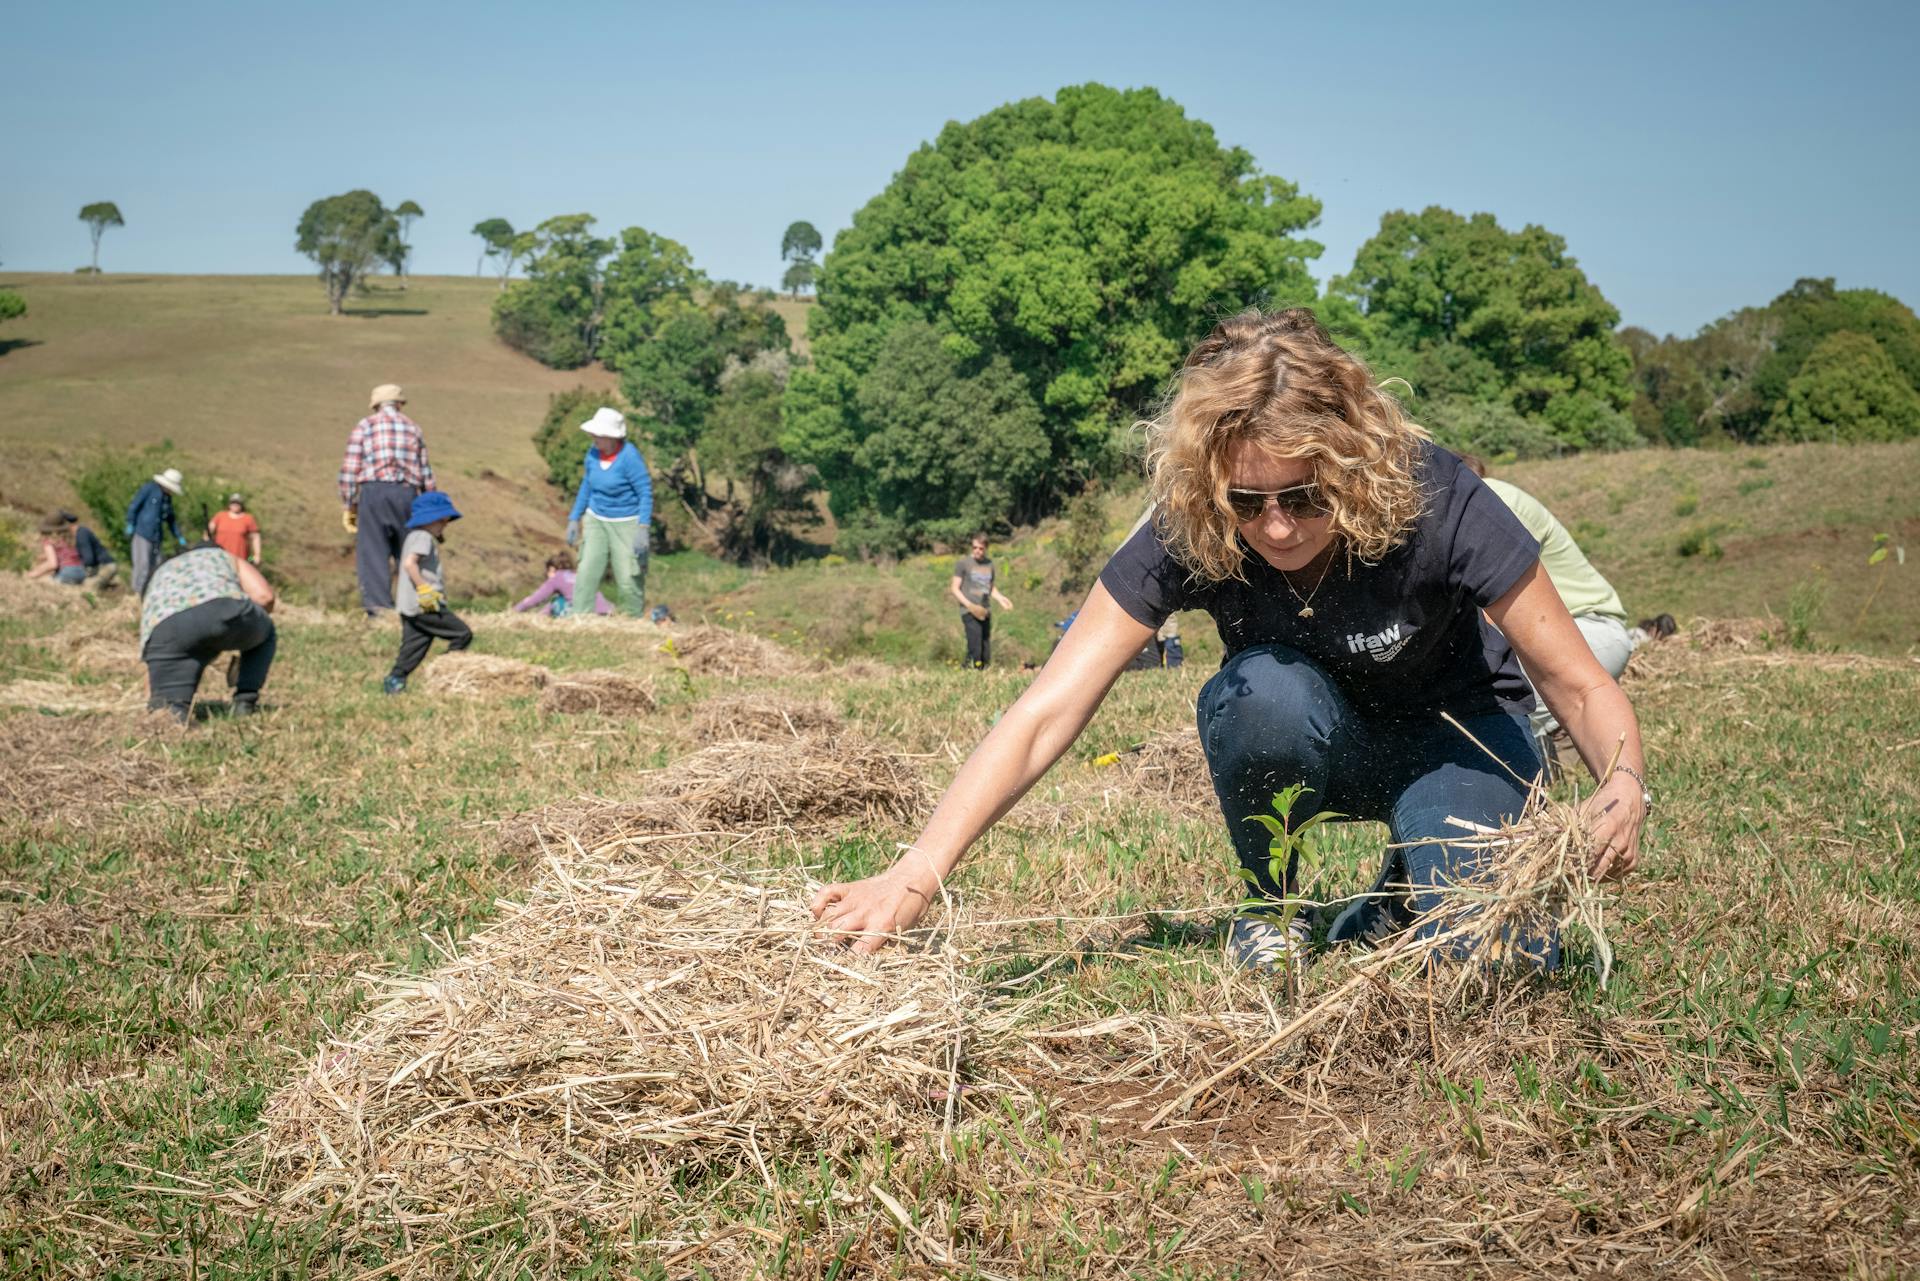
[140,542,277,722]
[814,309,1649,969]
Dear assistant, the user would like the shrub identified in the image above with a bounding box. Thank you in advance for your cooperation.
[70,445,194,560]
[1055,484,1109,596]
[1675,523,1727,560]
[532,387,628,493]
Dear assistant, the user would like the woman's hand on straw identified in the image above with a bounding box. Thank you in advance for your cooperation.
[1582,772,1645,880]
[810,873,930,955]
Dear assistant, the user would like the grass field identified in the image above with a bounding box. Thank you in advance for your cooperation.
[1,581,1916,1276]
[1,275,1917,1275]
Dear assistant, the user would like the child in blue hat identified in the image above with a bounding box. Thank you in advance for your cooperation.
[384,491,472,694]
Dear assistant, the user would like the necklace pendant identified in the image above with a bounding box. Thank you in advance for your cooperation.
[1297,606,1314,619]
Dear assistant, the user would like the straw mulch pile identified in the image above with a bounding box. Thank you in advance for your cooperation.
[493,732,930,858]
[646,735,930,831]
[258,852,991,1251]
[690,692,841,743]
[419,652,550,697]
[667,625,821,677]
[538,670,656,715]
[0,678,145,713]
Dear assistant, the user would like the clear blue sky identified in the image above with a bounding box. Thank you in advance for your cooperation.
[4,0,1914,337]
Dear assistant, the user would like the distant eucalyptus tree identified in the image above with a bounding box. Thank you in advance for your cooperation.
[78,202,124,275]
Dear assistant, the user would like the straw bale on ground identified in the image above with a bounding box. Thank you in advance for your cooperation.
[690,692,841,742]
[538,670,656,715]
[261,854,987,1231]
[647,734,931,830]
[419,652,550,697]
[667,625,820,677]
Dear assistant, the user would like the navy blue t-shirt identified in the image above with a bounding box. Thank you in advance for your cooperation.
[1098,443,1541,721]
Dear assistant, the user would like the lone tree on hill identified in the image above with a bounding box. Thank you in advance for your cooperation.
[781,258,816,300]
[472,218,512,276]
[78,202,124,275]
[0,290,24,326]
[779,220,822,299]
[296,190,393,315]
[389,200,424,288]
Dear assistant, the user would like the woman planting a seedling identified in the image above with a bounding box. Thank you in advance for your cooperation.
[814,308,1649,968]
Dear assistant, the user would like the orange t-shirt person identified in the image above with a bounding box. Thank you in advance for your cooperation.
[208,495,262,563]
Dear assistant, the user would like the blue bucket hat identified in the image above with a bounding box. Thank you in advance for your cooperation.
[406,491,462,529]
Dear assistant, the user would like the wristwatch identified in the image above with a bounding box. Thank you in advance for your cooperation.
[1611,764,1653,814]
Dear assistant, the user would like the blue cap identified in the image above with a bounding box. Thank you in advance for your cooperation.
[406,491,462,529]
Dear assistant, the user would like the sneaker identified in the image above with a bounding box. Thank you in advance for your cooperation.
[1328,888,1416,949]
[1226,911,1313,973]
[382,675,407,696]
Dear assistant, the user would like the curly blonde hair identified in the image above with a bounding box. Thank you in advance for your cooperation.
[1144,308,1429,581]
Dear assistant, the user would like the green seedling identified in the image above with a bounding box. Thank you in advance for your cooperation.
[1239,783,1342,992]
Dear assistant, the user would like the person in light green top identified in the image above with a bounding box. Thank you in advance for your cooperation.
[1457,456,1637,754]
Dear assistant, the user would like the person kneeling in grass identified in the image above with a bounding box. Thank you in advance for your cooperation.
[813,308,1650,970]
[384,492,471,695]
[512,548,613,618]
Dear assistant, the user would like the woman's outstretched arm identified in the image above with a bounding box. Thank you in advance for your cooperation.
[812,581,1156,952]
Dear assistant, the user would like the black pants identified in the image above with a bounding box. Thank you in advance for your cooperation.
[354,480,419,613]
[391,609,472,680]
[144,598,276,717]
[962,611,991,669]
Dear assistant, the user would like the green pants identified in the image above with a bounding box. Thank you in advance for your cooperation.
[575,514,646,618]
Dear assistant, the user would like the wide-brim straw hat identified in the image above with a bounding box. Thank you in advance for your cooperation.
[579,406,627,439]
[154,468,184,496]
[369,383,406,409]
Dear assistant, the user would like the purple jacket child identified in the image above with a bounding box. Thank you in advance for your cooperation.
[513,556,614,617]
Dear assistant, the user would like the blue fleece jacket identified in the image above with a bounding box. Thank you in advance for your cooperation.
[568,442,652,523]
[125,481,183,546]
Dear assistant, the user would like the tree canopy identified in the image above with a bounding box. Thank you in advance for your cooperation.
[78,201,124,274]
[784,83,1323,550]
[1328,207,1636,454]
[295,190,395,315]
[780,221,822,264]
[1624,278,1920,444]
[0,290,24,325]
[389,200,423,285]
[472,218,513,276]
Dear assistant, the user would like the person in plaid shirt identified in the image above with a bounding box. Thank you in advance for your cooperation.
[340,383,436,615]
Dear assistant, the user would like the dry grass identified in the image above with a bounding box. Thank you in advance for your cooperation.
[1100,725,1213,814]
[690,693,841,743]
[645,735,931,832]
[419,651,550,697]
[667,625,821,678]
[538,670,657,715]
[256,848,983,1266]
[0,711,187,831]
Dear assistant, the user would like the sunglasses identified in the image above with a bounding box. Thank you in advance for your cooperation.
[1226,483,1330,522]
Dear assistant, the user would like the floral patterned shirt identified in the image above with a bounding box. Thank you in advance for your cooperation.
[141,547,246,650]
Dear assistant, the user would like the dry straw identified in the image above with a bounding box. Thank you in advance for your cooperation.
[419,652,550,697]
[260,846,989,1244]
[666,626,821,677]
[538,670,656,715]
[690,693,841,743]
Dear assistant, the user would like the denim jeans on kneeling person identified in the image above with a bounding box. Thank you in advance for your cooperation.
[1196,644,1552,966]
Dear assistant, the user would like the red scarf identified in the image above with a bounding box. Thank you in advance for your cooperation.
[598,443,621,463]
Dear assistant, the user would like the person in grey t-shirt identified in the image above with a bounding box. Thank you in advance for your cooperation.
[384,492,473,694]
[949,532,1014,669]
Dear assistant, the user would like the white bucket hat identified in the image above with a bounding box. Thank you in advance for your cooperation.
[153,468,184,496]
[579,406,627,439]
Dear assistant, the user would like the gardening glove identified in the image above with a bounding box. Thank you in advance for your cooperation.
[414,584,444,613]
[342,508,358,534]
[565,519,581,547]
[632,525,650,557]
[123,523,134,538]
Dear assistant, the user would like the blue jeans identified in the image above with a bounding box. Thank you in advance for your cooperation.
[1197,645,1551,964]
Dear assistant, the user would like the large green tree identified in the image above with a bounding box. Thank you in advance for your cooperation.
[1775,330,1920,443]
[295,190,392,315]
[78,202,124,275]
[784,83,1323,543]
[491,214,612,368]
[1329,207,1635,452]
[472,218,512,276]
[1752,278,1920,413]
